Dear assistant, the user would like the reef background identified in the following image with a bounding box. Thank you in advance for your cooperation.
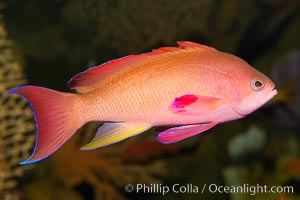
[1,0,300,199]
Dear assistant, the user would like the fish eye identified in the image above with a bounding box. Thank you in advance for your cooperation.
[251,78,264,91]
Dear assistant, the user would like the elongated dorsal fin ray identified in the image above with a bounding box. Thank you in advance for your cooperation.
[68,41,217,93]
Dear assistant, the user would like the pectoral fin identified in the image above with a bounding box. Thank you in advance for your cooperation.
[157,122,218,144]
[169,94,221,115]
[81,122,151,150]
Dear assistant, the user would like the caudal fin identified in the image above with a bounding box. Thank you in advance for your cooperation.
[8,86,82,164]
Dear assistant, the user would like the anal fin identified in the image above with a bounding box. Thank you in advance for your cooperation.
[81,122,151,150]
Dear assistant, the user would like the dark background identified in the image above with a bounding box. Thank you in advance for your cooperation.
[1,0,300,199]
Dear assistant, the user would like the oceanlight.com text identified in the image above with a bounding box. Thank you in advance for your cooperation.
[208,184,293,196]
[124,183,294,196]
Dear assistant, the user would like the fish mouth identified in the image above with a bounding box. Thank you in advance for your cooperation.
[261,86,277,106]
[261,86,278,109]
[267,86,278,101]
[231,86,278,117]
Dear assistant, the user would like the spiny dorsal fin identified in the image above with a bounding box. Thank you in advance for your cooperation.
[67,55,149,93]
[177,41,217,51]
[151,47,179,55]
[68,41,217,93]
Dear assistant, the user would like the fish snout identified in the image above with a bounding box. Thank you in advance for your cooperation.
[269,85,278,99]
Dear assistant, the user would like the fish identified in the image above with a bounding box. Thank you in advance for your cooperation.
[8,41,278,164]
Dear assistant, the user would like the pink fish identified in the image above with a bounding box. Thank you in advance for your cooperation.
[8,42,277,164]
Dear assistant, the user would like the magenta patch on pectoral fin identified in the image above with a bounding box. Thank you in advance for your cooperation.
[171,94,198,109]
[8,86,80,164]
[169,94,221,115]
[157,122,218,144]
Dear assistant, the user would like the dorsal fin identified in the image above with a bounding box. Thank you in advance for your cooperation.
[151,47,179,55]
[68,54,153,93]
[68,41,217,93]
[177,41,217,51]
